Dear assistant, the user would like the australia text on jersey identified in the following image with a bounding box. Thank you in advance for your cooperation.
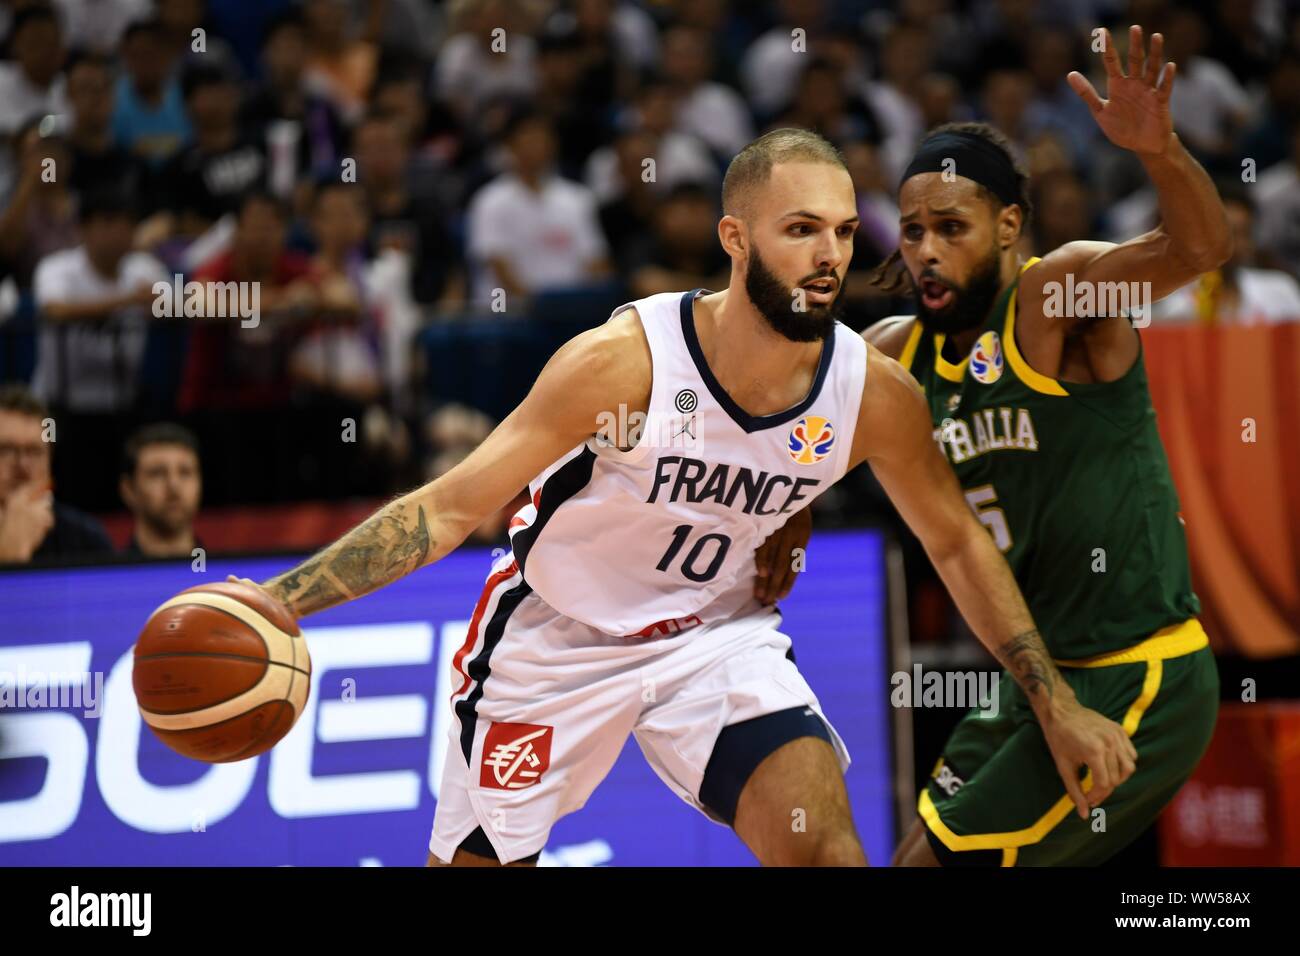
[935,406,1040,464]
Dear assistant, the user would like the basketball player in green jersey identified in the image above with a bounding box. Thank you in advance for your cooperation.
[763,26,1226,865]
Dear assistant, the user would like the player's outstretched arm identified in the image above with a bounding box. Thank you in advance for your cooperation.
[1021,27,1231,349]
[852,346,1138,817]
[250,314,651,619]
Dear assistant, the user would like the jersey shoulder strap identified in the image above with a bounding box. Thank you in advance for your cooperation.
[827,320,868,483]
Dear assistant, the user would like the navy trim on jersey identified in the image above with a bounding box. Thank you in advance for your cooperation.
[511,446,598,573]
[679,288,837,433]
[456,447,598,764]
[457,578,533,763]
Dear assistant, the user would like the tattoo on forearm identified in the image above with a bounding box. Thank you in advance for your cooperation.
[274,556,324,598]
[293,574,345,615]
[997,629,1056,700]
[266,500,434,617]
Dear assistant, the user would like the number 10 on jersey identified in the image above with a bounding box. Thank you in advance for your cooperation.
[656,524,733,582]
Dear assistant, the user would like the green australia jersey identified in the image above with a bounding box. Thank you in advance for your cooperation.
[899,258,1200,659]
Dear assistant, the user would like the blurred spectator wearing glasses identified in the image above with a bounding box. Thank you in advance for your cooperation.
[118,422,203,558]
[0,384,112,565]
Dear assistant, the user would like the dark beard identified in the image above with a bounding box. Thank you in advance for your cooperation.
[142,506,193,539]
[745,244,842,343]
[914,248,1003,336]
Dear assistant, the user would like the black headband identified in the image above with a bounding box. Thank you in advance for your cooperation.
[900,131,1021,208]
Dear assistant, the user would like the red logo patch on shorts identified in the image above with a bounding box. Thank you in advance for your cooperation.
[480,722,554,790]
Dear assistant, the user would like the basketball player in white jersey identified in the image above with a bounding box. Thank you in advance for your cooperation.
[234,129,1136,867]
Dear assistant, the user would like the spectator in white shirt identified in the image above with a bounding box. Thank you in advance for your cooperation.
[466,106,611,308]
[0,6,68,199]
[1256,123,1300,279]
[435,0,538,125]
[1154,186,1300,325]
[31,192,168,411]
[52,0,150,55]
[660,25,753,161]
[0,7,66,138]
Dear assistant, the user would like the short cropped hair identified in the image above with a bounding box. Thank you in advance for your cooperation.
[721,128,847,219]
[0,383,47,420]
[121,423,201,478]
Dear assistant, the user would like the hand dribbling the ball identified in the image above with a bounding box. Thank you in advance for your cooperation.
[226,574,297,621]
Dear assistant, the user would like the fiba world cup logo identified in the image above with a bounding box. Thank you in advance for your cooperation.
[788,416,835,465]
[969,331,1004,384]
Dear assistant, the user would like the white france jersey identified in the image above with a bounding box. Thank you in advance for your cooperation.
[505,288,867,637]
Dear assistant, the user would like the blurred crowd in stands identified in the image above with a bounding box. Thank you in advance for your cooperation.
[0,0,1298,570]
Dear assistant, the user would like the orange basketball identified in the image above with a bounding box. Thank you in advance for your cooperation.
[132,581,311,763]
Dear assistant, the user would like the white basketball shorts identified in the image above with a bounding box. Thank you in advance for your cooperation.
[428,560,850,864]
